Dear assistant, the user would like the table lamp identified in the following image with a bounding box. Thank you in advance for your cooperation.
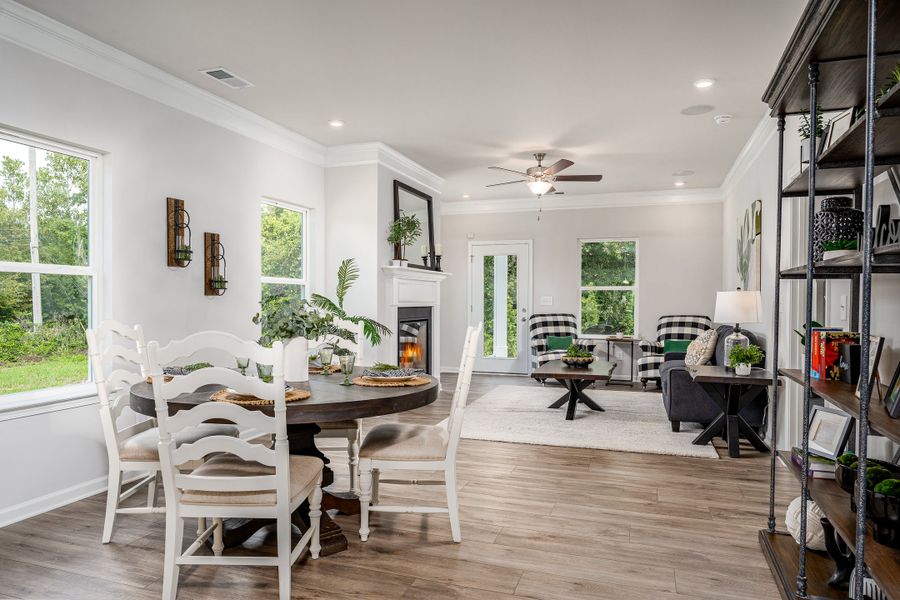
[714,289,762,368]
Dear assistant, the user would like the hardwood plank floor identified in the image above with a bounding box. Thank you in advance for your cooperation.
[0,374,796,599]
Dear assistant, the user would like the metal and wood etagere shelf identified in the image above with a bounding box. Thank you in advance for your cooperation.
[759,1,900,599]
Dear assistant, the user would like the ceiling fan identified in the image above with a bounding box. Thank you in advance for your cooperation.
[487,153,603,197]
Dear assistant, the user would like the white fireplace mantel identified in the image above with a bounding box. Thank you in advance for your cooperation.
[380,266,450,376]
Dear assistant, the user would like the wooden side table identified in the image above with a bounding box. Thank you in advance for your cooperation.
[603,336,638,386]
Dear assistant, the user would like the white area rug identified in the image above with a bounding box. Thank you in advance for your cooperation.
[449,384,719,459]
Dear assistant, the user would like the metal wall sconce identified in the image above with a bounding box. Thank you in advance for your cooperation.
[166,197,193,267]
[204,232,227,296]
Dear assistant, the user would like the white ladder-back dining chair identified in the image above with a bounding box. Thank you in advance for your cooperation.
[358,323,481,543]
[87,320,241,545]
[314,319,363,494]
[147,332,323,600]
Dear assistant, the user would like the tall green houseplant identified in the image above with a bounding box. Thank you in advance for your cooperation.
[310,258,392,347]
[387,211,422,262]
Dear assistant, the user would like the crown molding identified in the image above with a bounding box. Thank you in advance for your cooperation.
[325,143,444,195]
[720,112,777,195]
[0,0,325,165]
[441,187,723,215]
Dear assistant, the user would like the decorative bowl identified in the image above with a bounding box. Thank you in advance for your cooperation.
[867,490,900,548]
[561,355,594,368]
[835,458,899,494]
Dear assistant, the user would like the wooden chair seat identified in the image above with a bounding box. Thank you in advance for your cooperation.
[119,424,240,461]
[181,454,322,506]
[360,423,449,461]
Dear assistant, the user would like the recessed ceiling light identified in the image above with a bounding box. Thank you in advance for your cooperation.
[462,193,471,199]
[714,114,733,126]
[680,104,714,116]
[674,181,686,187]
[693,78,715,89]
[328,119,345,128]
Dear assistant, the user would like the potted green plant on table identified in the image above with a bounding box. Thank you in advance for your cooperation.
[561,343,594,368]
[387,212,422,267]
[253,294,323,382]
[729,344,762,376]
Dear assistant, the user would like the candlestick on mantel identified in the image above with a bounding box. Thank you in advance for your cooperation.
[435,243,443,255]
[420,244,428,257]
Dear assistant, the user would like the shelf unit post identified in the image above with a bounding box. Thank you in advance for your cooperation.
[853,1,878,597]
[796,60,820,600]
[768,115,786,534]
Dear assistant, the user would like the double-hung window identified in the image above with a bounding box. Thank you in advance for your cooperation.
[0,130,99,400]
[579,239,638,337]
[260,200,308,302]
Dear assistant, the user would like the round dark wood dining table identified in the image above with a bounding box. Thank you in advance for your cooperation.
[129,368,439,555]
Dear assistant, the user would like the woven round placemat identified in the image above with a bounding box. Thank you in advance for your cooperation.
[145,375,174,384]
[210,388,311,406]
[351,376,432,388]
[308,365,334,375]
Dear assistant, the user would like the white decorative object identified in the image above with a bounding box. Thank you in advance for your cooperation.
[148,332,323,600]
[714,289,762,367]
[785,496,827,551]
[735,363,752,376]
[359,324,480,543]
[823,249,859,261]
[283,337,309,382]
[684,329,719,367]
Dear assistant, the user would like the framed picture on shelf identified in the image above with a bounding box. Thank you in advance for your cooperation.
[822,107,855,153]
[886,362,900,419]
[856,335,884,401]
[808,406,854,460]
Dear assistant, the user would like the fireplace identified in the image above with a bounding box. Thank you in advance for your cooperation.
[397,306,432,374]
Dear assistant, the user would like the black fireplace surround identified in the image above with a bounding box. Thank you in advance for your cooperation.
[397,306,432,374]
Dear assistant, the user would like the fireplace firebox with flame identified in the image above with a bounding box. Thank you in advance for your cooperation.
[397,307,431,373]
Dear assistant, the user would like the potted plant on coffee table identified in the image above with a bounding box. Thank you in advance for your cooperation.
[561,343,594,368]
[729,344,762,376]
[387,211,422,267]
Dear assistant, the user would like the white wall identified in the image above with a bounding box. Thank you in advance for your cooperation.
[0,38,325,523]
[440,202,724,375]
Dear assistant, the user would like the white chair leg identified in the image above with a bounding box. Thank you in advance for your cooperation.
[147,471,160,509]
[162,512,183,600]
[348,433,360,496]
[276,509,292,600]
[445,465,461,543]
[196,517,206,538]
[371,468,380,505]
[359,459,373,542]
[101,467,121,544]
[309,485,322,559]
[212,518,224,557]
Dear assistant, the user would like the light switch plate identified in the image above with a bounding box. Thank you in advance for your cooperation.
[540,296,553,306]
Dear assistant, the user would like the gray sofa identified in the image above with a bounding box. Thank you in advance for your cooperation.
[660,325,768,432]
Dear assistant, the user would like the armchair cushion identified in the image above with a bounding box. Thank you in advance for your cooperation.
[546,335,573,351]
[684,329,719,367]
[663,339,692,354]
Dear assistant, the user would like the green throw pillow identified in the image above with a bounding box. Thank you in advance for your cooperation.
[663,339,692,354]
[546,335,574,351]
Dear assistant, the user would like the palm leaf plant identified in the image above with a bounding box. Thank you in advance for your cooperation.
[310,258,392,347]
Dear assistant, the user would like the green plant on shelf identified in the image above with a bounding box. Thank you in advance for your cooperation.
[563,344,592,358]
[798,106,830,140]
[729,344,762,367]
[793,320,823,347]
[867,465,893,489]
[874,479,900,496]
[822,239,858,252]
[837,451,857,467]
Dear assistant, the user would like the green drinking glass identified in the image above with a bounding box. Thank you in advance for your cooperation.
[339,353,356,386]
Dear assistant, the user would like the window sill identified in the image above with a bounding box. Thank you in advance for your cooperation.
[0,383,98,422]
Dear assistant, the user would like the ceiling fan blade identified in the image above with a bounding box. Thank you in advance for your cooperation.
[545,186,557,194]
[489,166,528,176]
[543,159,574,176]
[553,174,603,182]
[485,180,527,187]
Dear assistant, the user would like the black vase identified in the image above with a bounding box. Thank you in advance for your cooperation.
[813,196,863,262]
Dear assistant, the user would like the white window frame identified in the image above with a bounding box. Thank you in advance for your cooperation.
[260,198,309,298]
[0,127,103,416]
[577,238,639,339]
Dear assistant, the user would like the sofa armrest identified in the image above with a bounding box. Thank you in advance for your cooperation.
[664,351,687,362]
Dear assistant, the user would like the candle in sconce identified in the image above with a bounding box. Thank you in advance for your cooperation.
[435,244,443,255]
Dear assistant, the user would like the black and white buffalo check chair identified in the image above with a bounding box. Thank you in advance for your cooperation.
[637,314,712,389]
[528,313,597,376]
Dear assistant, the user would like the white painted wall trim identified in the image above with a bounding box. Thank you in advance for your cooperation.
[0,0,325,165]
[326,143,444,195]
[0,474,107,527]
[720,113,778,196]
[442,187,723,215]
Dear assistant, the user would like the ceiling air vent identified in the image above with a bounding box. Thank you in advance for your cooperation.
[201,67,253,89]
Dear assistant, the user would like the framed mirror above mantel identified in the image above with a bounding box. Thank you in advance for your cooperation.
[393,180,438,270]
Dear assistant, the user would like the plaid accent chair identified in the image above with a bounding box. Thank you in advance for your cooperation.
[637,315,712,389]
[529,313,597,374]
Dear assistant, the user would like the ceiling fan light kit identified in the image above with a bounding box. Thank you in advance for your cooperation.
[487,152,603,198]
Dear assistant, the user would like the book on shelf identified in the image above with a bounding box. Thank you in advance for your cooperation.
[790,446,836,479]
[811,329,860,381]
[809,328,839,380]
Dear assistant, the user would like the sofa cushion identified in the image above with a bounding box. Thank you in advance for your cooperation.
[685,329,718,367]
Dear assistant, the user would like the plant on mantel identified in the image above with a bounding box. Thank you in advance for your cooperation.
[387,211,422,264]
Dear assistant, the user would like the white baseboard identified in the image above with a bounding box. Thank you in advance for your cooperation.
[0,474,108,528]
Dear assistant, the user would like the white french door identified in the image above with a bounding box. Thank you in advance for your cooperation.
[469,241,531,374]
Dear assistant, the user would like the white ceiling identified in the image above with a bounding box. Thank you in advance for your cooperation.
[19,0,805,202]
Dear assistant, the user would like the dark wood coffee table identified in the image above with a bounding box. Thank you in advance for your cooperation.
[531,359,616,420]
[689,365,777,458]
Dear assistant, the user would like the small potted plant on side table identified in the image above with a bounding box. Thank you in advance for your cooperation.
[387,212,422,267]
[729,344,762,376]
[561,343,594,368]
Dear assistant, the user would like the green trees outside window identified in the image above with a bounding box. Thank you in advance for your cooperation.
[261,202,307,303]
[579,240,637,336]
[481,254,518,358]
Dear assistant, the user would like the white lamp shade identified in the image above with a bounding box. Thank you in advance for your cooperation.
[527,180,553,196]
[714,290,762,324]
